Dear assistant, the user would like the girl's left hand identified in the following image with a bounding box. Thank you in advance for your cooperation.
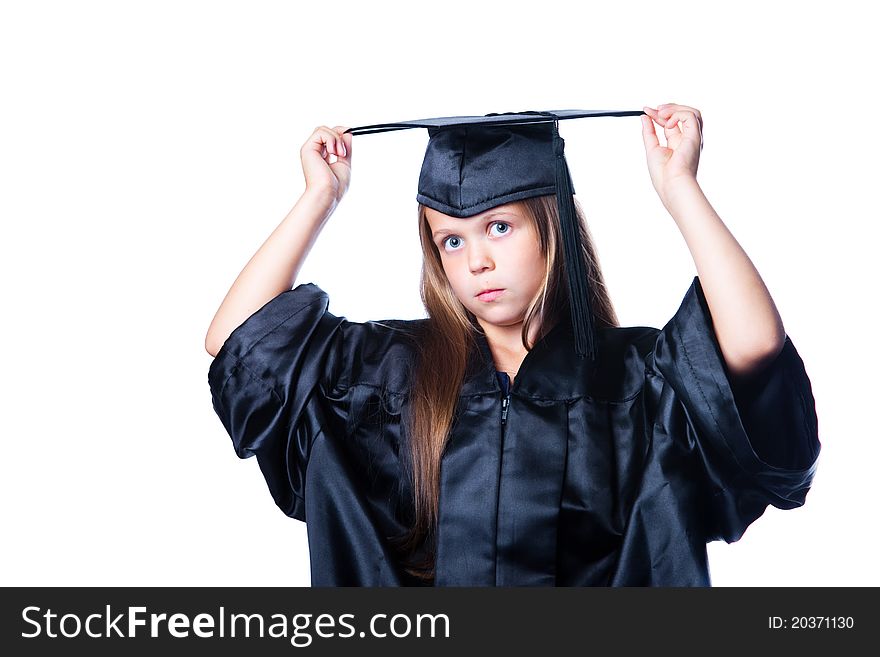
[641,103,704,202]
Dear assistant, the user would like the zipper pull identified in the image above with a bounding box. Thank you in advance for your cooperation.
[501,395,510,425]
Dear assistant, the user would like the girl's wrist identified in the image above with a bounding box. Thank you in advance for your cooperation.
[300,187,339,214]
[659,175,701,212]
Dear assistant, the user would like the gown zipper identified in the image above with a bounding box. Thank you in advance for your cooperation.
[496,373,511,587]
[497,370,512,426]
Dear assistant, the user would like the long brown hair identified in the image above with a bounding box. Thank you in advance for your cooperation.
[388,194,619,583]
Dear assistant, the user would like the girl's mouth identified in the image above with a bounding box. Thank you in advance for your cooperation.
[477,289,505,302]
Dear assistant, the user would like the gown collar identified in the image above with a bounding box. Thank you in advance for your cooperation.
[461,310,600,400]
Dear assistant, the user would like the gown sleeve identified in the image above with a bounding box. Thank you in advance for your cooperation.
[648,276,821,543]
[207,282,347,522]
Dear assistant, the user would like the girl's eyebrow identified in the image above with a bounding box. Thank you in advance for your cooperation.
[431,212,515,238]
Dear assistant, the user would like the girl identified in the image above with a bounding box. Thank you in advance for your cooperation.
[206,104,820,586]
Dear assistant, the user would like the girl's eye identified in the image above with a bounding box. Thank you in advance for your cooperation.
[443,236,463,250]
[441,222,510,252]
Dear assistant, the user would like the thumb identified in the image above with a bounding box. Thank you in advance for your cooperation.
[641,113,660,151]
[333,126,352,161]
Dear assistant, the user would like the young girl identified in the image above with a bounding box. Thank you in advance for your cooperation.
[206,105,820,586]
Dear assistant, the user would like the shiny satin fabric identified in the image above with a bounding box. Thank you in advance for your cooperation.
[208,278,820,586]
[416,122,563,217]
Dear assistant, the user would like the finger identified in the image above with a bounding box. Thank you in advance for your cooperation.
[306,126,331,158]
[662,110,703,146]
[657,103,701,118]
[642,107,664,130]
[313,126,344,158]
[328,128,342,158]
[640,110,660,149]
[642,106,670,128]
[644,107,676,142]
[333,126,351,160]
[657,104,703,133]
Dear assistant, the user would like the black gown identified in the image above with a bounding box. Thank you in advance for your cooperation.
[207,277,820,586]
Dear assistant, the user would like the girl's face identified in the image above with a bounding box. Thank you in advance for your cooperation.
[426,201,545,330]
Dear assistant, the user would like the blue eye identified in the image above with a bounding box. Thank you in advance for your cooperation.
[443,235,463,250]
[441,222,510,252]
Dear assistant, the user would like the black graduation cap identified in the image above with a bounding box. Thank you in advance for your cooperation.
[344,109,645,361]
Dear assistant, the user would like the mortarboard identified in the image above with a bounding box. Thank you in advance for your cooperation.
[344,109,645,361]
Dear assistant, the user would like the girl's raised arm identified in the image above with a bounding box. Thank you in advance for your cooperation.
[204,125,352,357]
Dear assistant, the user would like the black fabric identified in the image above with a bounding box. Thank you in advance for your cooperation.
[207,278,820,586]
[495,371,511,396]
[416,122,564,217]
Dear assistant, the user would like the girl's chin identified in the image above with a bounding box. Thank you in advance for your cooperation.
[473,309,526,327]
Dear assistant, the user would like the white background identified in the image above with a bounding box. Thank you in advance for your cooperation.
[1,0,875,587]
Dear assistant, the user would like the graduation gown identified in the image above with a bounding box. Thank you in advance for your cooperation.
[207,277,820,586]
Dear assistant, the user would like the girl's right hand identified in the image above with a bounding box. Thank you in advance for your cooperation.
[300,125,352,206]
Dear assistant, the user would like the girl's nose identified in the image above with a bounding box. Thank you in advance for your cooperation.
[468,246,494,273]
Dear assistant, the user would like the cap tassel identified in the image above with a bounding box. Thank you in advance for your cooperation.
[553,123,597,361]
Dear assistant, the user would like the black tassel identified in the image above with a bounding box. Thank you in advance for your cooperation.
[553,123,597,361]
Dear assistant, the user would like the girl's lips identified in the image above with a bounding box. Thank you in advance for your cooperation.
[477,289,505,302]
